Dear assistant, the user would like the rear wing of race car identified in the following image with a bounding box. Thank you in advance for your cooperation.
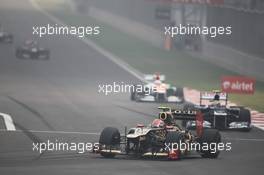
[200,90,228,106]
[159,107,199,121]
[158,107,205,136]
[144,74,165,81]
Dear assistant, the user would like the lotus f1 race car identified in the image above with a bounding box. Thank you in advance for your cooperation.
[16,40,50,60]
[0,28,13,43]
[94,107,222,160]
[130,74,184,103]
[185,91,251,131]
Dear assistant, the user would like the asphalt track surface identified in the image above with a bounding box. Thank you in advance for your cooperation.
[0,0,264,174]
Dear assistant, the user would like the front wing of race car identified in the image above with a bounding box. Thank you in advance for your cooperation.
[94,133,181,160]
[17,48,50,59]
[186,120,251,130]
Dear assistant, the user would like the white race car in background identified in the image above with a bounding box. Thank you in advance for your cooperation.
[130,74,184,103]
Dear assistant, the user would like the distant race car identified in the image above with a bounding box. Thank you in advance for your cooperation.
[130,74,184,103]
[16,40,50,60]
[94,107,221,160]
[184,90,251,131]
[0,28,13,43]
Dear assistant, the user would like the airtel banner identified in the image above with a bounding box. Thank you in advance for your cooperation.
[221,76,256,94]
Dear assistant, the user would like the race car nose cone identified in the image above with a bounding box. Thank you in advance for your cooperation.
[168,150,180,160]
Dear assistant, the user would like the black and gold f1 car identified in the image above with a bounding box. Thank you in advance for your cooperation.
[94,107,223,160]
[16,40,50,60]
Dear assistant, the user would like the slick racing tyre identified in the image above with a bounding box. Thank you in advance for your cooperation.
[5,35,13,43]
[15,49,22,59]
[166,88,175,97]
[38,50,50,60]
[130,85,142,101]
[99,127,120,158]
[130,85,136,101]
[197,129,221,158]
[183,103,195,111]
[165,131,185,160]
[175,87,184,100]
[239,108,251,132]
[182,103,195,128]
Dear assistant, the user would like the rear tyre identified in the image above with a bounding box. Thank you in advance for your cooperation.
[38,50,50,60]
[99,127,120,158]
[156,93,165,102]
[43,50,50,60]
[182,103,195,128]
[197,129,221,158]
[130,85,136,101]
[175,87,184,101]
[15,49,21,59]
[166,88,175,97]
[5,35,13,43]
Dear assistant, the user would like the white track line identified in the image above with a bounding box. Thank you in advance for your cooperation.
[0,129,99,135]
[2,129,263,142]
[0,113,16,131]
[29,0,146,83]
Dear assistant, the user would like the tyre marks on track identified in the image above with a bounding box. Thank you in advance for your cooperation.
[0,113,16,131]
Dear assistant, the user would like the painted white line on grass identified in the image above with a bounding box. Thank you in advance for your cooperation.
[0,113,16,131]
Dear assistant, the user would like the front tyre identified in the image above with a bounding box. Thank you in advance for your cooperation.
[197,129,221,158]
[5,35,13,43]
[15,49,22,59]
[39,50,50,60]
[99,127,120,158]
[239,108,251,132]
[165,131,185,160]
[130,86,136,101]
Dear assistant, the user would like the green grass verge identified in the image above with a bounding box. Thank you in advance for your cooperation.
[37,1,264,112]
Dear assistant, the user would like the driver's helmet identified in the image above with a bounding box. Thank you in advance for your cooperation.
[210,93,221,106]
[151,119,165,128]
[154,73,163,83]
[213,93,220,101]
